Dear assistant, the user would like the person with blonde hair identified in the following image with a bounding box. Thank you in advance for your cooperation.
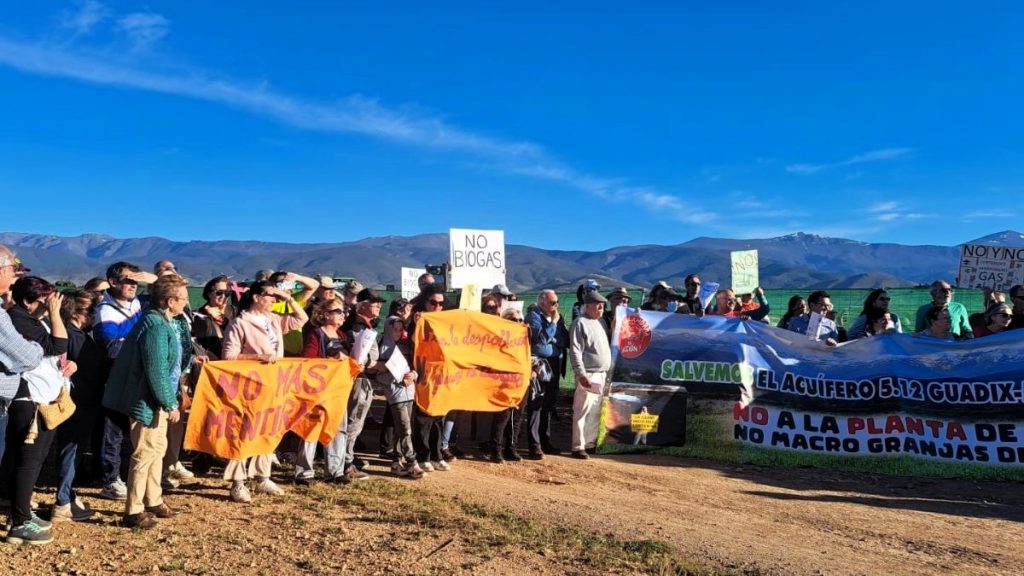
[102,274,188,529]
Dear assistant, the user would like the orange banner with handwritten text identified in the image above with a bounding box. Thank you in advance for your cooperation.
[414,309,531,416]
[184,358,360,460]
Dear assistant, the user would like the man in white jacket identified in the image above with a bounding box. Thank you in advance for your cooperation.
[568,291,612,460]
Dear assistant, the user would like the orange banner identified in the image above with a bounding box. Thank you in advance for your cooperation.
[184,358,360,460]
[414,309,531,416]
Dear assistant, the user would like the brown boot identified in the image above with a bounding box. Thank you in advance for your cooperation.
[527,446,545,460]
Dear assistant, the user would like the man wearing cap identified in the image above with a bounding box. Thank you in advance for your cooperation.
[572,279,601,321]
[0,245,44,469]
[602,288,632,342]
[0,253,30,310]
[93,261,158,501]
[489,284,515,307]
[341,280,364,317]
[336,288,384,481]
[568,291,612,459]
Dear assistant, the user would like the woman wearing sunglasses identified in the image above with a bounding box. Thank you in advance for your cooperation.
[221,280,308,503]
[847,289,903,340]
[192,275,236,361]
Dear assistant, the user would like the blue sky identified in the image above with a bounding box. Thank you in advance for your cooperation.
[0,1,1021,250]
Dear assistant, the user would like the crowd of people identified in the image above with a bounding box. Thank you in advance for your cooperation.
[1,242,1022,545]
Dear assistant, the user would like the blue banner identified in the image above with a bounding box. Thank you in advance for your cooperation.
[606,309,1024,477]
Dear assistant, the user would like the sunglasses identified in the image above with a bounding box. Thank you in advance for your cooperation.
[877,297,891,302]
[935,287,953,293]
[118,278,139,286]
[213,290,231,297]
[427,300,445,307]
[994,312,1013,318]
[328,309,345,315]
[547,300,559,305]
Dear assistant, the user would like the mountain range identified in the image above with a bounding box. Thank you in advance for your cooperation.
[3,230,1023,291]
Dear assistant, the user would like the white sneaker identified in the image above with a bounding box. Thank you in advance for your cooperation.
[114,478,128,491]
[161,477,179,491]
[253,478,284,497]
[99,482,127,501]
[169,462,195,480]
[53,499,94,523]
[433,460,451,471]
[230,481,251,503]
[418,461,434,472]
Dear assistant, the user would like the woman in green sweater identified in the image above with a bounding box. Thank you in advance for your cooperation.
[102,275,186,530]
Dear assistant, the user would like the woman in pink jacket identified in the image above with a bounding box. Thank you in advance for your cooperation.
[220,280,308,503]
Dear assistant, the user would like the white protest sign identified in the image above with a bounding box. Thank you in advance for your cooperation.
[807,312,837,342]
[449,228,506,289]
[351,329,378,367]
[731,250,759,295]
[400,267,425,299]
[958,244,1024,291]
[385,348,412,382]
[698,281,720,312]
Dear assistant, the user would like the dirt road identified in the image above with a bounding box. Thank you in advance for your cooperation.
[412,451,1023,576]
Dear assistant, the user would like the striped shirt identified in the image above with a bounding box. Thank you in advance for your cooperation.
[92,291,143,359]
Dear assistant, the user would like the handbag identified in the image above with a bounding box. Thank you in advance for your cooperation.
[38,384,77,430]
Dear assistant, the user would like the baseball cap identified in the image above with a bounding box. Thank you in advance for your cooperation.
[584,279,600,291]
[317,275,337,289]
[491,284,513,297]
[356,288,385,303]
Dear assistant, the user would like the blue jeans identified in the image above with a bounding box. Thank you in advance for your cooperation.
[101,414,131,485]
[56,408,96,506]
[294,413,348,480]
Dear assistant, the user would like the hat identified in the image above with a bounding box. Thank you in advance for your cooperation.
[317,275,336,289]
[12,257,29,274]
[344,280,364,295]
[607,287,631,301]
[356,288,385,303]
[491,284,513,297]
[584,279,601,291]
[584,291,608,304]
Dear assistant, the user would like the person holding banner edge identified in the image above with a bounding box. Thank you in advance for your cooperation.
[221,280,308,503]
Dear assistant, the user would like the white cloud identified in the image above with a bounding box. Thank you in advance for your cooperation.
[59,0,111,36]
[863,201,933,222]
[0,30,707,224]
[868,201,901,213]
[117,12,171,50]
[964,210,1017,221]
[786,147,913,175]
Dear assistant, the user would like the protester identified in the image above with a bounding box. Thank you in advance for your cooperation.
[737,287,770,322]
[191,275,235,360]
[267,271,319,356]
[785,290,838,346]
[489,284,516,309]
[525,289,569,458]
[863,307,897,336]
[481,294,500,315]
[0,247,44,505]
[221,280,308,502]
[709,289,743,318]
[640,281,671,311]
[53,290,105,523]
[641,283,681,312]
[914,281,973,339]
[1,276,72,545]
[568,291,612,460]
[777,295,807,330]
[973,302,1014,338]
[337,288,386,480]
[93,261,157,501]
[969,290,1005,330]
[602,287,632,340]
[847,289,903,339]
[102,275,187,529]
[916,304,958,341]
[388,297,411,321]
[160,282,202,491]
[294,299,351,484]
[489,307,527,464]
[1010,285,1024,331]
[375,315,422,478]
[678,275,704,316]
[571,279,601,320]
[82,277,110,294]
[411,287,448,470]
[340,280,364,314]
